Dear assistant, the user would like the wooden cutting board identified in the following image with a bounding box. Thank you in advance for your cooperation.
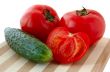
[0,38,110,72]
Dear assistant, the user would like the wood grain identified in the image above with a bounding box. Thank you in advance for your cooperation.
[0,38,110,72]
[92,40,110,72]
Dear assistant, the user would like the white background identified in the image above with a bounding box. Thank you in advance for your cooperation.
[0,0,110,72]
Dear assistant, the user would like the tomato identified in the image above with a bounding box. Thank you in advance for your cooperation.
[46,27,90,64]
[59,7,105,46]
[20,5,59,42]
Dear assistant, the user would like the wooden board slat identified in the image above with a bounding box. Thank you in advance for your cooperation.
[0,38,110,72]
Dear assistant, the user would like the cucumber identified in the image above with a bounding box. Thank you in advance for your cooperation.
[4,27,52,63]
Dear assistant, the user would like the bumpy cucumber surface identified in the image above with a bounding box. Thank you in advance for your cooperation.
[4,27,52,63]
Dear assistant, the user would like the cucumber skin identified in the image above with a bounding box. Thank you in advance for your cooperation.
[4,27,52,63]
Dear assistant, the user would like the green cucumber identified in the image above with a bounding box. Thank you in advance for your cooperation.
[4,27,52,63]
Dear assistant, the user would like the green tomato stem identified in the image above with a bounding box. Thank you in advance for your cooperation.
[76,7,89,16]
[43,9,55,22]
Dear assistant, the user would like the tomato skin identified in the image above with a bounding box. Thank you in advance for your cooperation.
[59,9,105,45]
[20,5,59,42]
[46,27,90,64]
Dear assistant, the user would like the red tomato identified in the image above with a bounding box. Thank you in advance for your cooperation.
[20,5,59,42]
[59,8,105,46]
[46,27,90,64]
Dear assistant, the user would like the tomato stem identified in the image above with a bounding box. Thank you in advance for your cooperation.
[43,9,54,22]
[76,7,89,16]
